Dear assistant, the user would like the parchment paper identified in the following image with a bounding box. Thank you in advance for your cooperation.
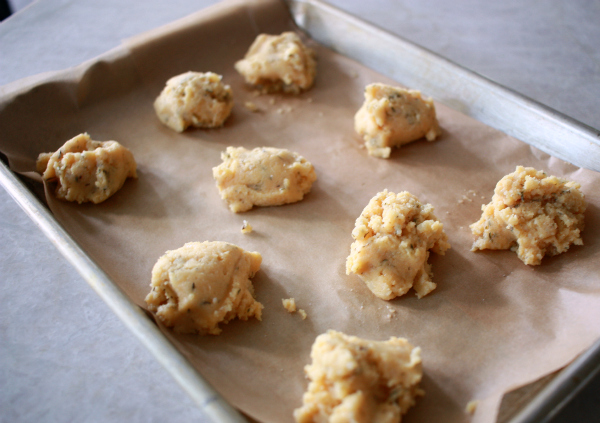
[1,0,599,422]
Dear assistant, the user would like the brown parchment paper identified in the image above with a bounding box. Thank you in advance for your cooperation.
[1,0,600,422]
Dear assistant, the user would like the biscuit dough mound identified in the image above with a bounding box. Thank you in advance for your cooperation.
[36,133,137,204]
[355,83,442,158]
[470,166,586,265]
[212,146,317,213]
[154,71,233,132]
[346,190,450,300]
[294,330,424,423]
[145,241,263,335]
[235,32,316,94]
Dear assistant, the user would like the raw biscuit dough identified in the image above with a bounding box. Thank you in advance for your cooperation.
[470,165,586,265]
[154,71,233,132]
[235,32,316,94]
[145,241,263,335]
[294,330,423,423]
[355,83,442,158]
[346,190,450,300]
[212,146,317,213]
[36,133,137,204]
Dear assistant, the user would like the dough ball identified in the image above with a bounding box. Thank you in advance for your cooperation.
[294,330,424,423]
[235,32,316,94]
[346,190,450,300]
[36,133,137,204]
[470,165,586,265]
[354,83,442,158]
[145,241,263,335]
[154,71,233,132]
[212,146,317,213]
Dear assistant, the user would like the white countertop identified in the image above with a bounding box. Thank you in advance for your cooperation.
[1,0,598,422]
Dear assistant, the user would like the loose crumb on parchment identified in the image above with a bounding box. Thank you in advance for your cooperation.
[241,220,253,234]
[282,298,308,320]
[466,400,479,414]
[282,297,297,313]
[458,189,479,204]
[244,101,260,112]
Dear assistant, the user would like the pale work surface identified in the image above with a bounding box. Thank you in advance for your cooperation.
[1,1,599,422]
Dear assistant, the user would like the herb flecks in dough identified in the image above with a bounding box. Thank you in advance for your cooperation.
[346,190,450,299]
[294,330,423,423]
[145,241,263,335]
[470,166,586,265]
[213,146,316,213]
[154,71,233,132]
[355,83,441,158]
[36,133,137,204]
[235,32,316,94]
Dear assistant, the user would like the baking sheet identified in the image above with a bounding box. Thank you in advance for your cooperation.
[1,0,600,422]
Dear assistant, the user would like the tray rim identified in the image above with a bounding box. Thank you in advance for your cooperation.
[286,0,600,173]
[284,1,600,421]
[0,164,249,423]
[0,0,598,422]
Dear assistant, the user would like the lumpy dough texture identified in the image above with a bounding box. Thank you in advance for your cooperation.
[154,71,233,132]
[145,241,263,335]
[354,83,442,158]
[294,330,424,423]
[470,166,586,265]
[346,190,450,300]
[212,146,317,213]
[235,32,316,94]
[36,133,137,204]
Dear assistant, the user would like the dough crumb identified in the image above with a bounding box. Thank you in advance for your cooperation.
[282,298,307,319]
[269,98,276,105]
[145,241,263,335]
[36,133,137,204]
[213,146,317,213]
[154,71,233,132]
[470,166,586,265]
[346,190,450,300]
[282,297,297,313]
[244,101,260,112]
[354,83,441,158]
[241,220,253,234]
[386,305,397,320]
[275,105,293,114]
[466,400,479,414]
[235,32,316,94]
[294,330,423,423]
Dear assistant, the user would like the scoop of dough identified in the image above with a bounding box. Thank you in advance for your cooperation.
[145,241,263,335]
[470,166,586,265]
[346,190,450,300]
[235,32,316,94]
[294,330,424,423]
[36,133,137,204]
[212,146,317,213]
[354,83,442,158]
[154,71,233,132]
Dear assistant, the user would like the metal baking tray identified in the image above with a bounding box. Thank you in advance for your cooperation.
[1,1,599,422]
